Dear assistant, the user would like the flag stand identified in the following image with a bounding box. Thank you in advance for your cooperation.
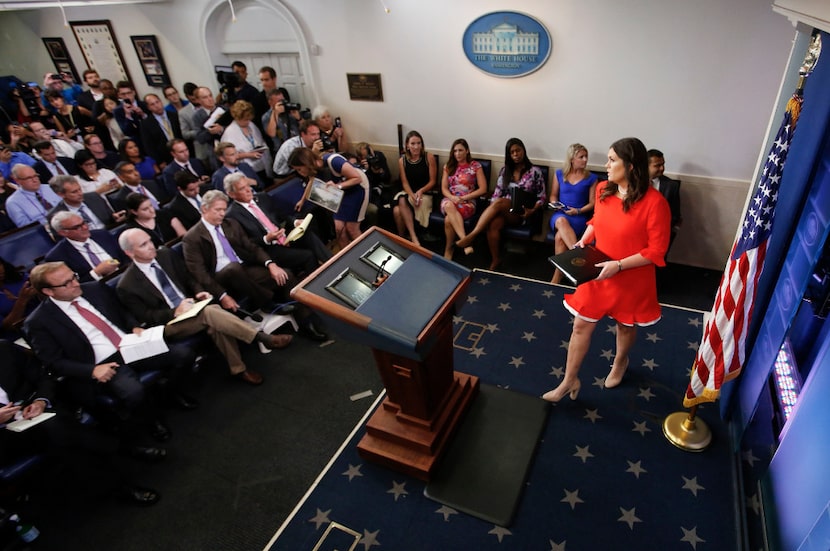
[663,405,711,452]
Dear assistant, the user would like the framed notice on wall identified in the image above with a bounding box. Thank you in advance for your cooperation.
[130,35,171,87]
[41,37,81,82]
[70,20,131,82]
[346,73,383,102]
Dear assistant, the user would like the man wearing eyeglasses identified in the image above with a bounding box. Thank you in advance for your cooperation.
[5,163,62,227]
[44,210,127,282]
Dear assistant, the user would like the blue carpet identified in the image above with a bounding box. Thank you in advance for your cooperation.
[267,271,739,550]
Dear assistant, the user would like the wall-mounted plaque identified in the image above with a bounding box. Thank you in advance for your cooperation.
[346,73,383,102]
[70,20,131,83]
[462,12,552,78]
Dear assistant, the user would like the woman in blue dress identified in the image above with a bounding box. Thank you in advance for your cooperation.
[289,147,369,249]
[118,138,160,180]
[549,143,598,284]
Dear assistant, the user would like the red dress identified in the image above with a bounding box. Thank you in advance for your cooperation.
[563,182,671,325]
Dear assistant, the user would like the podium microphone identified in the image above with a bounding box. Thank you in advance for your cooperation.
[374,255,392,287]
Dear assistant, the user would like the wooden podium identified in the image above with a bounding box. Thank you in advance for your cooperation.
[290,227,479,480]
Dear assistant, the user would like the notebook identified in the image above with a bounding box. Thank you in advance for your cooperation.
[547,246,612,285]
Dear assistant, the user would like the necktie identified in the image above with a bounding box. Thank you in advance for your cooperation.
[249,202,279,233]
[185,162,197,177]
[84,242,102,266]
[78,205,93,224]
[137,185,160,209]
[161,116,173,140]
[151,262,182,307]
[215,225,240,263]
[72,300,122,347]
[35,191,53,210]
[55,163,65,175]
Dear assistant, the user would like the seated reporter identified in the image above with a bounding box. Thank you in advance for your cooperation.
[48,174,127,230]
[116,229,291,386]
[224,173,331,275]
[182,190,328,341]
[25,261,197,441]
[164,170,203,230]
[124,192,186,248]
[44,210,128,283]
[0,340,163,506]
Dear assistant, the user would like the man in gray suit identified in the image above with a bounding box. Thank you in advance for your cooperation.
[648,149,682,250]
[48,174,126,230]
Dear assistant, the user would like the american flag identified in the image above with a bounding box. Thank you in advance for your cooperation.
[684,101,800,407]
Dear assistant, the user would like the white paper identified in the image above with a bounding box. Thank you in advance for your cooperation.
[119,325,169,363]
[5,412,56,432]
[203,106,226,129]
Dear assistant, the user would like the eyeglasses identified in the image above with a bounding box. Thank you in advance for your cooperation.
[15,174,39,181]
[62,221,88,231]
[47,272,79,288]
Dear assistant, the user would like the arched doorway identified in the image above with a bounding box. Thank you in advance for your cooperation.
[202,0,316,109]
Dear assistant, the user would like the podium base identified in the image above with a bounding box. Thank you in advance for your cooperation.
[357,372,479,481]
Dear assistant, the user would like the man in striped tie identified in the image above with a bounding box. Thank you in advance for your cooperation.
[44,211,127,282]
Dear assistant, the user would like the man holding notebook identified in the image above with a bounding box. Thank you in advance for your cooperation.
[223,173,331,276]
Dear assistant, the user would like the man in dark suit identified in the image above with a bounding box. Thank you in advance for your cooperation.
[45,211,127,282]
[164,171,203,230]
[74,69,104,115]
[32,141,77,182]
[191,86,230,170]
[211,142,264,191]
[25,261,194,441]
[109,161,167,212]
[48,175,126,230]
[113,81,148,142]
[182,190,327,341]
[139,94,182,168]
[647,149,682,250]
[116,229,292,385]
[161,138,210,197]
[0,339,163,505]
[224,173,331,276]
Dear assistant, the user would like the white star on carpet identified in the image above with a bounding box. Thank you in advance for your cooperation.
[470,347,486,358]
[642,358,658,370]
[488,525,512,543]
[600,348,614,360]
[548,540,566,551]
[342,464,363,481]
[466,295,478,304]
[561,489,584,510]
[645,332,661,343]
[626,460,647,479]
[617,507,642,530]
[742,448,759,467]
[632,420,652,436]
[435,505,458,522]
[560,340,569,350]
[688,317,702,327]
[477,277,490,285]
[687,341,699,351]
[549,366,564,378]
[680,526,706,549]
[573,445,594,463]
[533,309,547,319]
[605,324,617,334]
[308,508,331,529]
[522,332,536,342]
[681,476,705,497]
[509,356,525,368]
[498,302,511,311]
[592,376,606,389]
[453,315,463,324]
[584,409,602,423]
[487,323,499,333]
[637,387,656,401]
[387,481,408,501]
[359,528,381,549]
[509,283,522,292]
[542,289,555,298]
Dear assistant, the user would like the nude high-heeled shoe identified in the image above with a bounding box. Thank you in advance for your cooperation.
[542,379,581,403]
[604,358,630,389]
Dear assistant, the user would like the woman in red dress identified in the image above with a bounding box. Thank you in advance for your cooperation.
[542,137,671,402]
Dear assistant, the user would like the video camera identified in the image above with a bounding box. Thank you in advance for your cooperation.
[214,65,240,104]
[8,81,42,116]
